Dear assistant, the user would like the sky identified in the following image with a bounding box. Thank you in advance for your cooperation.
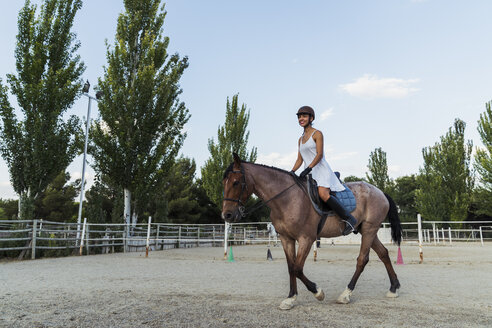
[1,0,492,199]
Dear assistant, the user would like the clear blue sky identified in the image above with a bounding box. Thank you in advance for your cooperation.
[1,0,492,199]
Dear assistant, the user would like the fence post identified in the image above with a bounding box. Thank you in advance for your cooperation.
[417,214,423,264]
[79,218,87,256]
[432,223,437,245]
[224,222,229,260]
[85,222,90,255]
[124,224,128,253]
[448,227,452,245]
[156,223,160,250]
[31,220,37,260]
[213,226,216,247]
[441,228,445,244]
[480,226,484,246]
[178,226,182,249]
[146,216,151,258]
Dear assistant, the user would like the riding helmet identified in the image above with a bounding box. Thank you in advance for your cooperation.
[296,106,315,121]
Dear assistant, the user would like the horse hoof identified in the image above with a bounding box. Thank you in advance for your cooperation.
[314,287,325,301]
[279,295,297,310]
[336,287,352,304]
[386,290,399,298]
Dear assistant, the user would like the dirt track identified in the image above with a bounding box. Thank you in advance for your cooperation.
[1,243,492,327]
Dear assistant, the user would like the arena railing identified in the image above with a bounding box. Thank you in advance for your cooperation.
[1,218,490,260]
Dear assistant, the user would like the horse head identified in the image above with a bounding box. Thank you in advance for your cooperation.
[221,153,253,223]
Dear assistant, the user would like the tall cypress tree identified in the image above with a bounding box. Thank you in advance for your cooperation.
[366,147,391,193]
[416,119,474,222]
[0,0,84,219]
[473,102,492,217]
[201,94,257,209]
[90,0,189,228]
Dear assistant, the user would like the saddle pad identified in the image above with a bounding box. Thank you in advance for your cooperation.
[332,186,356,213]
[306,174,356,216]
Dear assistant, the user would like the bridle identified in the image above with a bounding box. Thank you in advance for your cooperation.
[223,164,299,218]
[223,166,248,217]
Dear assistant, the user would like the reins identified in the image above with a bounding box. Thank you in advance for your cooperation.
[223,166,306,217]
[243,182,297,216]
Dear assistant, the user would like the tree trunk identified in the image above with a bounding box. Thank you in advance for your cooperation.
[19,189,35,220]
[18,194,22,219]
[131,211,138,228]
[124,188,131,236]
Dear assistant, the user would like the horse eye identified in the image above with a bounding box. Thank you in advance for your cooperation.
[233,181,240,187]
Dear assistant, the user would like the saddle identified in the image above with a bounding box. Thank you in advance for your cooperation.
[306,173,357,235]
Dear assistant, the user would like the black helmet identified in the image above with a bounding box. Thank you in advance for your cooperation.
[296,106,315,120]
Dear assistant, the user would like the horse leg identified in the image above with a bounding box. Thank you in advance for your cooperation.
[292,237,325,302]
[371,236,401,297]
[337,227,377,304]
[279,237,298,310]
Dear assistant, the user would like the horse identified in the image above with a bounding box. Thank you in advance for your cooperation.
[222,153,402,310]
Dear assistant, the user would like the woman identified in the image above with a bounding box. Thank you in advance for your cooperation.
[291,106,357,235]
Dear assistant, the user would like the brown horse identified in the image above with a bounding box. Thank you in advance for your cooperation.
[222,153,402,310]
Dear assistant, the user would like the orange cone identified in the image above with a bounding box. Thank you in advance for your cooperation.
[396,247,404,265]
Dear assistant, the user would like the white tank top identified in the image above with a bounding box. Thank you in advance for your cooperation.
[299,130,345,191]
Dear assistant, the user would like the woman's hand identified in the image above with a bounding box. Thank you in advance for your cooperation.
[299,167,312,178]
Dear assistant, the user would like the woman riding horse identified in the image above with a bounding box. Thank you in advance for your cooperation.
[291,106,357,235]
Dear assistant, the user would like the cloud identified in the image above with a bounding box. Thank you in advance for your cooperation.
[320,108,334,121]
[258,148,358,171]
[329,151,358,161]
[339,74,419,99]
[257,152,298,170]
[388,165,401,174]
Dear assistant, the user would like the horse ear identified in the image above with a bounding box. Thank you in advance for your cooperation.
[233,152,241,168]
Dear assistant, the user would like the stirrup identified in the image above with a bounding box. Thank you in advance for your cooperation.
[342,219,358,235]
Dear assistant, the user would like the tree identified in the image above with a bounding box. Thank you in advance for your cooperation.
[392,175,418,222]
[366,147,391,192]
[0,199,19,220]
[416,119,474,222]
[0,0,84,219]
[343,175,366,183]
[34,171,79,222]
[84,176,123,224]
[161,157,201,223]
[473,102,492,217]
[201,94,257,209]
[90,0,189,229]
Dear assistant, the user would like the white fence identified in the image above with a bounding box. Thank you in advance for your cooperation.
[1,218,491,260]
[0,220,276,259]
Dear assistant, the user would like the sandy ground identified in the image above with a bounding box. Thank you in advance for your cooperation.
[1,243,492,328]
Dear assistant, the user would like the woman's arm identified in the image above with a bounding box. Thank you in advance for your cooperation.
[307,130,324,168]
[291,150,303,172]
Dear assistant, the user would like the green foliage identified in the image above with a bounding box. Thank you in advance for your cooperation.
[473,102,492,217]
[84,176,123,224]
[192,179,221,223]
[161,157,201,223]
[0,199,18,220]
[90,0,189,222]
[343,175,366,183]
[201,94,258,209]
[391,175,418,222]
[366,147,391,193]
[416,119,474,223]
[0,0,85,219]
[34,171,79,222]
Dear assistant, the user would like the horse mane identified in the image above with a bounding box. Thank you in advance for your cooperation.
[223,160,291,179]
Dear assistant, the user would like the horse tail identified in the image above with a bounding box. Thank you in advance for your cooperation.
[384,193,402,246]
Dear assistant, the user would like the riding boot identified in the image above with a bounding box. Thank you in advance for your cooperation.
[325,196,358,235]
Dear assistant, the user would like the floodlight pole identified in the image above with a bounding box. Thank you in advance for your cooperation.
[76,92,97,245]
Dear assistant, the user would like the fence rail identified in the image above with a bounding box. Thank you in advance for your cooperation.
[0,219,277,259]
[1,219,491,260]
